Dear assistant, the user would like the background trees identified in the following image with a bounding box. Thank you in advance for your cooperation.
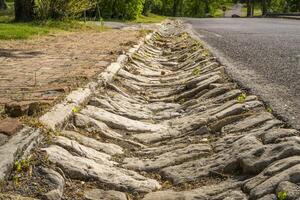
[14,0,34,21]
[0,0,7,10]
[9,0,300,22]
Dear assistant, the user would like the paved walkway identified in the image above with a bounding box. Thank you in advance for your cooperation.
[0,29,140,117]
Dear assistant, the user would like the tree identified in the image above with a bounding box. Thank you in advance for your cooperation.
[14,0,35,21]
[246,0,252,16]
[261,0,267,15]
[0,0,7,10]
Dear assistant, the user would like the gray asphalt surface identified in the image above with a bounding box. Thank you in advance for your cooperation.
[186,18,300,129]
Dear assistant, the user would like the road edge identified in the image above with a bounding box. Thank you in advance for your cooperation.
[185,22,298,131]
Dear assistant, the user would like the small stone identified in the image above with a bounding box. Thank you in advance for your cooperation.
[84,189,127,200]
[201,138,208,142]
[0,134,8,146]
[5,101,40,117]
[0,118,23,136]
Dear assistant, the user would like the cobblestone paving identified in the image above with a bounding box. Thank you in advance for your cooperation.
[1,22,300,200]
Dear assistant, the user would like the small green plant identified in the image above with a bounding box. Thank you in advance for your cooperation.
[72,106,80,113]
[266,107,273,113]
[99,17,105,31]
[192,67,201,76]
[14,159,30,173]
[237,93,247,103]
[12,175,20,186]
[277,191,287,200]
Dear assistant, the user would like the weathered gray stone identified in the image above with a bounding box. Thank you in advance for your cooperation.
[276,181,300,200]
[123,144,211,171]
[84,189,127,200]
[81,106,166,132]
[263,129,299,144]
[40,167,65,200]
[42,145,161,192]
[239,140,300,174]
[40,103,76,131]
[0,127,40,180]
[257,194,277,200]
[61,131,123,155]
[143,180,243,200]
[248,164,300,199]
[222,112,274,133]
[53,136,116,166]
[74,113,123,138]
[0,133,8,146]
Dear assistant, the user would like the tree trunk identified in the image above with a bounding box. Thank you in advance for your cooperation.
[173,0,178,16]
[162,0,167,15]
[247,0,251,17]
[14,0,35,21]
[0,0,7,10]
[179,0,183,16]
[261,0,267,16]
[251,1,254,16]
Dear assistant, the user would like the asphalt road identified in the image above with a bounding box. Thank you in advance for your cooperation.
[186,18,300,129]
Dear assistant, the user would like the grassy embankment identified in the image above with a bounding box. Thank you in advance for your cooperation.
[0,2,97,40]
[0,2,166,40]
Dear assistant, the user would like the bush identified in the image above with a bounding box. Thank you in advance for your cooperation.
[99,0,145,20]
[35,0,96,20]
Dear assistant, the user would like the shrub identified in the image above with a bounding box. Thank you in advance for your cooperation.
[35,0,96,20]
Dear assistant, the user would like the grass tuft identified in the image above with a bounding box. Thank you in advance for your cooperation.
[134,13,166,24]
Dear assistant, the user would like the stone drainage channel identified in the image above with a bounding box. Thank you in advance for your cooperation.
[1,21,300,200]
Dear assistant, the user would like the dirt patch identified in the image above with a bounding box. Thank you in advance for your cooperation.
[0,29,141,117]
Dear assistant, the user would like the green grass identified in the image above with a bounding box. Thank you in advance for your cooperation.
[0,1,106,40]
[0,1,163,40]
[0,23,52,40]
[241,4,262,17]
[133,13,166,23]
[213,3,234,17]
[0,20,103,40]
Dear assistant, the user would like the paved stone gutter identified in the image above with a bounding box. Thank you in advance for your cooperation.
[1,21,300,200]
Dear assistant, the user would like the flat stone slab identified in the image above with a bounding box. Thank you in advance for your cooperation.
[84,189,127,200]
[42,145,161,193]
[0,127,40,180]
[0,118,23,136]
[61,130,123,155]
[123,144,211,171]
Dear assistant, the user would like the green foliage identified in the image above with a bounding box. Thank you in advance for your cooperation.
[35,0,97,20]
[134,13,166,23]
[277,191,287,200]
[99,0,145,20]
[14,159,30,173]
[0,23,50,39]
[266,107,273,113]
[0,20,98,40]
[0,1,14,22]
[237,93,247,103]
[192,67,201,76]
